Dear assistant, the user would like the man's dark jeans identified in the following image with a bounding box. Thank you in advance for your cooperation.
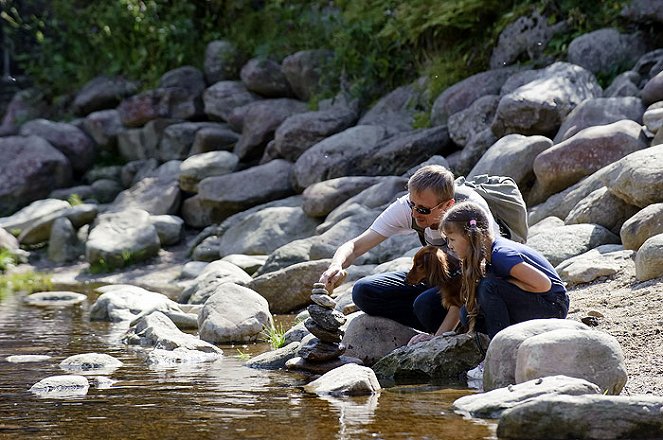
[351,271,446,333]
[460,275,569,339]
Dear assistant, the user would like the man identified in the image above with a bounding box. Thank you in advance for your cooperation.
[318,165,499,343]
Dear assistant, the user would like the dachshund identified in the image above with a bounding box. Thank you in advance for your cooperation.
[405,245,463,310]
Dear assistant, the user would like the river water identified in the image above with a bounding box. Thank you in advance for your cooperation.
[0,288,497,440]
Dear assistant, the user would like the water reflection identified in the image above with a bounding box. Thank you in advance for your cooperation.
[0,289,497,440]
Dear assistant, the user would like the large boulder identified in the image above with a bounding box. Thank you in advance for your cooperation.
[483,319,590,391]
[19,119,96,174]
[492,62,602,138]
[372,333,489,387]
[532,120,647,201]
[85,209,161,270]
[198,283,273,344]
[515,328,628,394]
[0,136,72,216]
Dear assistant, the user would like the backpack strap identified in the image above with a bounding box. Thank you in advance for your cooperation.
[411,215,427,246]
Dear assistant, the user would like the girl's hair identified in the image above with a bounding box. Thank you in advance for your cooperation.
[441,201,493,332]
[407,165,455,203]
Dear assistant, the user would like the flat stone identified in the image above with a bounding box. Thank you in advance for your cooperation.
[299,338,346,361]
[312,282,327,290]
[29,375,90,396]
[311,293,336,309]
[304,317,343,343]
[285,355,363,375]
[23,291,87,307]
[311,288,330,295]
[5,355,52,363]
[307,304,346,332]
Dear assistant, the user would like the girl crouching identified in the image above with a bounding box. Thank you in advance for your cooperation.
[442,201,569,339]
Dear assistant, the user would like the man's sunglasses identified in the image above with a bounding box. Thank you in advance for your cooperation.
[407,198,444,215]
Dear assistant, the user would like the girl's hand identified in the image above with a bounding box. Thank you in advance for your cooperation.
[408,333,434,346]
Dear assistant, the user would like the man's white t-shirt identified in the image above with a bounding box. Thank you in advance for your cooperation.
[369,186,499,245]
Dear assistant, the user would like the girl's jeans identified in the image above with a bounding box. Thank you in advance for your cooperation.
[460,275,569,339]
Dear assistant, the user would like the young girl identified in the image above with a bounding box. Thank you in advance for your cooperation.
[442,201,569,339]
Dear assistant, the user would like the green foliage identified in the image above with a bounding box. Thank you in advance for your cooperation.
[0,248,18,272]
[67,193,83,206]
[0,271,53,298]
[260,322,287,350]
[4,0,212,95]
[88,249,145,274]
[236,349,251,361]
[2,0,638,107]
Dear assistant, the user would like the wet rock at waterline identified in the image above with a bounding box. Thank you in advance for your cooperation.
[5,354,52,363]
[59,353,123,375]
[453,375,601,419]
[304,363,381,397]
[29,375,90,397]
[23,291,87,307]
[372,332,489,387]
[124,311,222,355]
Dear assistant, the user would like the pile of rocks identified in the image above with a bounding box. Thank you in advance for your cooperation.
[286,283,362,374]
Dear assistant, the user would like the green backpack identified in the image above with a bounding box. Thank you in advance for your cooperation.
[412,174,529,245]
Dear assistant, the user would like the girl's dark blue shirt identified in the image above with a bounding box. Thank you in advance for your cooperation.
[489,236,566,294]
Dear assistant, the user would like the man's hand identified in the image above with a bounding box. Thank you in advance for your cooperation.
[318,265,347,293]
[407,332,434,346]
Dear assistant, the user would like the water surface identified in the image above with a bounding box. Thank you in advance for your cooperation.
[0,289,496,439]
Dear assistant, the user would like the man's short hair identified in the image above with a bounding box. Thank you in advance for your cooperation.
[407,165,455,202]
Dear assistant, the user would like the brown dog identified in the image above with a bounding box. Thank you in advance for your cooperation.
[405,246,463,309]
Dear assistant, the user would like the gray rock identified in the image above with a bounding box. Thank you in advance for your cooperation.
[483,319,590,391]
[204,40,243,83]
[492,62,602,138]
[304,364,381,396]
[72,75,139,116]
[553,96,645,143]
[24,291,87,307]
[373,332,489,387]
[635,233,663,281]
[515,328,628,394]
[198,283,272,344]
[203,81,260,122]
[29,375,89,396]
[567,28,647,76]
[489,11,566,69]
[342,313,418,366]
[86,208,161,269]
[0,136,72,216]
[527,223,620,266]
[281,49,332,101]
[124,311,221,354]
[453,375,600,419]
[59,353,123,375]
[245,342,300,370]
[620,203,663,250]
[497,394,663,440]
[240,58,292,97]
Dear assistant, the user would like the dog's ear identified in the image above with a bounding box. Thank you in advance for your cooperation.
[425,248,447,285]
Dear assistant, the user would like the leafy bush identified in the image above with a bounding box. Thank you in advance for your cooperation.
[2,0,633,105]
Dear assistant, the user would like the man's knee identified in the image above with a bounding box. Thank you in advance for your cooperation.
[351,277,374,311]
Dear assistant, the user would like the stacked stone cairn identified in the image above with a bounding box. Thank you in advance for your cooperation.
[285,283,362,374]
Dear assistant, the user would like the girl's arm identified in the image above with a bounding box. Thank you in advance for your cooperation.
[508,262,552,293]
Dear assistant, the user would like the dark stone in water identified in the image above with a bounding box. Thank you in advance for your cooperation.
[307,304,346,331]
[304,318,343,343]
[285,355,363,375]
[299,337,346,361]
